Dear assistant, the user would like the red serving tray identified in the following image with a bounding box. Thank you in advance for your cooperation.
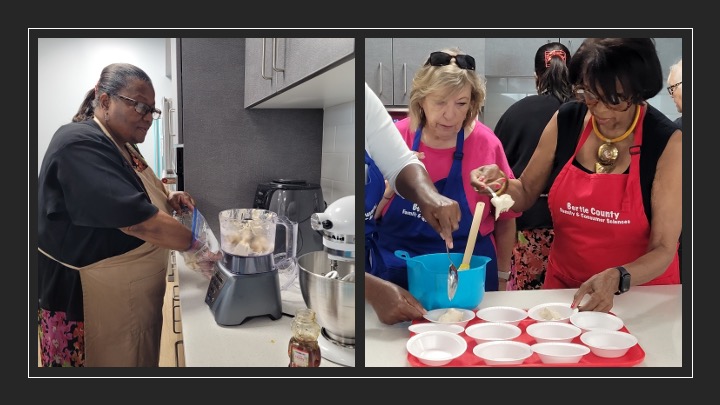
[407,312,645,367]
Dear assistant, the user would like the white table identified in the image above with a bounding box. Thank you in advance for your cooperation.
[364,285,684,369]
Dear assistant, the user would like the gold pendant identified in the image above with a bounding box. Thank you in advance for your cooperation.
[597,143,618,166]
[595,162,614,173]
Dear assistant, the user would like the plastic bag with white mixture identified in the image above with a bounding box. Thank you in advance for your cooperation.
[176,208,222,279]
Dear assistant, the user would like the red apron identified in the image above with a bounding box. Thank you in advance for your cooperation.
[545,105,680,288]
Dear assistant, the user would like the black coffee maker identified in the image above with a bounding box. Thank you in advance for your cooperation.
[253,179,325,257]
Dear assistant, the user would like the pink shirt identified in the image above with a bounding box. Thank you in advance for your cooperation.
[392,118,520,237]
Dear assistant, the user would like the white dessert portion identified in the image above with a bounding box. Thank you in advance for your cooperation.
[438,308,464,323]
[538,307,563,321]
[491,193,515,220]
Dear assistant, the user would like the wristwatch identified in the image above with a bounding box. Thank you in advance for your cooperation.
[615,266,631,295]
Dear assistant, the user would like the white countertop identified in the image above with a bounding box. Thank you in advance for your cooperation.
[364,284,684,369]
[177,250,684,371]
[175,252,343,367]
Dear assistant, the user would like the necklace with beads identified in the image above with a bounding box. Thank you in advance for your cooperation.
[592,105,640,173]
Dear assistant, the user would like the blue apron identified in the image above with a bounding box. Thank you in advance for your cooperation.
[365,150,386,271]
[368,127,499,291]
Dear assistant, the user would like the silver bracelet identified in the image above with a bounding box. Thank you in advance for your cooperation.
[498,271,510,280]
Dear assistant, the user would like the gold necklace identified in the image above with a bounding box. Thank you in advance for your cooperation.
[592,105,641,173]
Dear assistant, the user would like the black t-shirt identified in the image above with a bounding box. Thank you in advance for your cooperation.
[37,119,160,320]
[494,94,565,230]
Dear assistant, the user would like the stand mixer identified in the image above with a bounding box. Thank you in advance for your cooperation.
[298,195,355,366]
[205,208,298,326]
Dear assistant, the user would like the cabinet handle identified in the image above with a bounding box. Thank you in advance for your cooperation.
[168,108,176,138]
[166,251,176,281]
[174,340,184,367]
[272,38,285,72]
[378,62,383,96]
[172,302,182,334]
[403,63,407,95]
[261,38,272,80]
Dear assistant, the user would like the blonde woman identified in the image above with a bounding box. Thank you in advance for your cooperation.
[369,48,519,293]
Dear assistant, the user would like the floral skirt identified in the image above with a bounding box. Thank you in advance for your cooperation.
[38,309,85,367]
[507,229,554,291]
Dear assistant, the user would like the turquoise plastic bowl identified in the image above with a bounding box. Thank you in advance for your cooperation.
[396,250,490,311]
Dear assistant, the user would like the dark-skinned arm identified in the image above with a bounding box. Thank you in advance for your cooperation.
[394,163,461,248]
[121,210,193,251]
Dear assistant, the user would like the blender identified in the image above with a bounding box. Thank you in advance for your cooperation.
[298,195,355,366]
[205,208,298,326]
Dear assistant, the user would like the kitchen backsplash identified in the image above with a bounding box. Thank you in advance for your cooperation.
[320,100,355,205]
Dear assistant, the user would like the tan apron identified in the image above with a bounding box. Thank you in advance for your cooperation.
[40,117,173,366]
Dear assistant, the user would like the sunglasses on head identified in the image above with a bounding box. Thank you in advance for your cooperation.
[425,51,476,71]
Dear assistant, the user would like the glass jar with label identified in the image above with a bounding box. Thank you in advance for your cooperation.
[288,308,321,367]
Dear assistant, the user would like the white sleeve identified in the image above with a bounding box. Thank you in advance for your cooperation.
[364,82,423,193]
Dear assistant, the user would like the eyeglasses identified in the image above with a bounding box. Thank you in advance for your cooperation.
[425,51,476,71]
[114,94,161,119]
[667,81,682,95]
[573,87,632,112]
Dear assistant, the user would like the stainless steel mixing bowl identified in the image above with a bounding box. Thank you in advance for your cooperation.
[298,251,355,345]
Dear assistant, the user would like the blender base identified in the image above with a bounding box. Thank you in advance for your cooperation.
[205,262,282,326]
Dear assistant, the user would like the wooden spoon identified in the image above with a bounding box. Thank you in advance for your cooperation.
[459,202,485,270]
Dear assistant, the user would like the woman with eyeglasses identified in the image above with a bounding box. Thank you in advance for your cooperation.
[37,63,221,366]
[369,47,519,294]
[470,38,682,313]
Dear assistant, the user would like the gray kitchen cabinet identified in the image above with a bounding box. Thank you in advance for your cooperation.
[561,38,586,54]
[364,38,393,105]
[365,38,485,106]
[485,38,558,77]
[244,38,277,108]
[244,37,354,108]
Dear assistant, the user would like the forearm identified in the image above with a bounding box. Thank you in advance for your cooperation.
[365,272,386,303]
[394,163,441,207]
[505,179,541,213]
[120,210,192,251]
[621,240,679,286]
[493,218,516,274]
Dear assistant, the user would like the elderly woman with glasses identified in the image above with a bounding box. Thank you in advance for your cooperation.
[470,38,682,313]
[368,47,519,295]
[38,63,221,367]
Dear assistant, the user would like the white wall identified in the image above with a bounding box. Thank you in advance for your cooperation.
[320,100,355,205]
[37,38,177,175]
